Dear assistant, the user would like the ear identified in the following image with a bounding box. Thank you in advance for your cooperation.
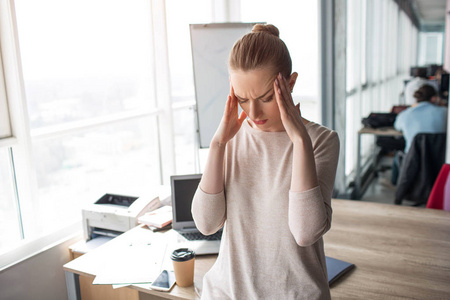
[288,72,298,92]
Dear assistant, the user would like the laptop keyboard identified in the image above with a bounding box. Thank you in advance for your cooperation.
[181,231,222,241]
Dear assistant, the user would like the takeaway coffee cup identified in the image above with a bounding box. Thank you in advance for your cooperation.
[171,248,195,287]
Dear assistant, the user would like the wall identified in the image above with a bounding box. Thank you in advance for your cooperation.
[0,235,81,300]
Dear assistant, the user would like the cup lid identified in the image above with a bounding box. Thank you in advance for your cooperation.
[171,248,195,262]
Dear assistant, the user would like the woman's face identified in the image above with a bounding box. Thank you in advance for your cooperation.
[230,68,296,132]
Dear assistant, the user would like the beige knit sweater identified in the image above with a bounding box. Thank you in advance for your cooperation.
[192,120,340,300]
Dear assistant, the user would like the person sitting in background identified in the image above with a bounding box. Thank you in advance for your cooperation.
[391,84,448,185]
[404,67,429,106]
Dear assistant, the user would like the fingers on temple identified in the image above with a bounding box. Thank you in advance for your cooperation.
[274,80,287,116]
[278,73,291,99]
[273,80,281,101]
[274,75,286,104]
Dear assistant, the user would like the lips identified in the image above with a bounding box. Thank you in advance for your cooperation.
[253,119,267,125]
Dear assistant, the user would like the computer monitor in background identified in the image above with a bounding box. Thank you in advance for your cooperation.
[410,66,420,77]
[409,66,428,78]
[427,64,441,78]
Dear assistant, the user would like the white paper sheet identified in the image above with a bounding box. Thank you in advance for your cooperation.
[93,240,168,285]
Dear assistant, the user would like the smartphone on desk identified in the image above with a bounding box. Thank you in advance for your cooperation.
[150,270,176,292]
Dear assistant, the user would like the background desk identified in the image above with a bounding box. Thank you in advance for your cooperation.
[64,199,450,300]
[354,127,403,199]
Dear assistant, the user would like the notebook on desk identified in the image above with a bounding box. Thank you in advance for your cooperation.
[169,174,222,255]
[326,256,355,286]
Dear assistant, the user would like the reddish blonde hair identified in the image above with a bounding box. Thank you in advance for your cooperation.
[228,24,292,78]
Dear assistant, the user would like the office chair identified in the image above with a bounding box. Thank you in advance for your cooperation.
[395,133,446,206]
[426,164,450,211]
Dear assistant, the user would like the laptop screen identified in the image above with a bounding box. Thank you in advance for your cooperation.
[170,174,202,225]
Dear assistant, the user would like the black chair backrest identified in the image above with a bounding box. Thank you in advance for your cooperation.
[395,133,447,205]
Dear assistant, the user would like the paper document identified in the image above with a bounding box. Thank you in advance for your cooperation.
[93,240,168,285]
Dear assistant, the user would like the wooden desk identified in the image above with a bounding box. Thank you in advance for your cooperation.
[64,199,450,300]
[355,126,403,199]
[64,226,214,300]
[325,199,450,299]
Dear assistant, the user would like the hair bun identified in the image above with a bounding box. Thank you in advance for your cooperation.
[252,24,279,38]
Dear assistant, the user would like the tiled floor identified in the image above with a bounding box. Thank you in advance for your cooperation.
[360,154,396,204]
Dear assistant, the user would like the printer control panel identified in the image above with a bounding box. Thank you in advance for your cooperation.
[95,194,138,207]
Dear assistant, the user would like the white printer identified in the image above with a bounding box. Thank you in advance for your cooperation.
[82,193,160,241]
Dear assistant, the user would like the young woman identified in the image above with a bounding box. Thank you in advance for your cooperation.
[192,24,340,299]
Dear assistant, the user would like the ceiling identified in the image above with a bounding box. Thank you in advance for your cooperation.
[413,0,447,30]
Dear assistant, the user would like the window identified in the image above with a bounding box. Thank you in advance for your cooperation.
[418,32,444,66]
[166,0,213,102]
[16,1,157,129]
[24,120,161,238]
[165,0,214,174]
[0,148,22,253]
[0,0,172,267]
[344,0,418,182]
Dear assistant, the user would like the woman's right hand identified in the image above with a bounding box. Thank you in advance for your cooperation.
[211,85,247,147]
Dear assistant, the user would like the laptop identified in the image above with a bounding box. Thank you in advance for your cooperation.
[169,174,222,255]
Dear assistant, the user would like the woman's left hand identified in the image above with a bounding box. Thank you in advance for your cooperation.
[274,72,306,143]
[275,73,318,192]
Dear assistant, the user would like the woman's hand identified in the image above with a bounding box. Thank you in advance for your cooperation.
[274,73,306,143]
[275,72,318,191]
[211,85,247,147]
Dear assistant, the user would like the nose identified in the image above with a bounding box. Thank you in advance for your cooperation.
[248,101,261,120]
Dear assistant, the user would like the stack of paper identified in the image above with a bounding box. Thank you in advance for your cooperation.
[92,239,167,285]
[138,205,172,229]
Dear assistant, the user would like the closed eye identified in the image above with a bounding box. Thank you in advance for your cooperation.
[235,94,273,104]
[234,94,248,104]
[261,95,274,103]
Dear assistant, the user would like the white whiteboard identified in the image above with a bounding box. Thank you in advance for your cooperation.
[190,23,258,148]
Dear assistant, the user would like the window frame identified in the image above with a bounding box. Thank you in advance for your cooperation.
[0,52,12,139]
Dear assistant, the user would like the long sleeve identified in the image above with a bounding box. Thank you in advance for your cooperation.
[288,131,340,246]
[191,188,226,235]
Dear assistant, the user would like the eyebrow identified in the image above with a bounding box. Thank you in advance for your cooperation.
[235,88,273,101]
